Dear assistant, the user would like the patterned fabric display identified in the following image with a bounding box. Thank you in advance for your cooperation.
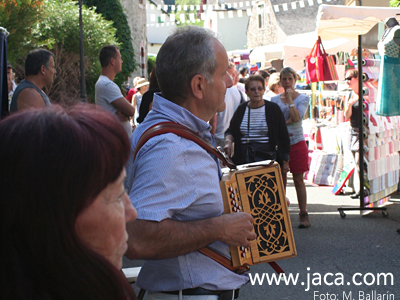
[376,25,400,116]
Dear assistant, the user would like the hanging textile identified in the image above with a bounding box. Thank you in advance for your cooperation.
[376,24,400,116]
[362,66,380,81]
[362,59,381,68]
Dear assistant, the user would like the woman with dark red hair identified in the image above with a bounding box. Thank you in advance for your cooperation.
[0,105,138,300]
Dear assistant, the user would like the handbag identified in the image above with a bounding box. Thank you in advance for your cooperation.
[306,36,339,83]
[244,105,276,163]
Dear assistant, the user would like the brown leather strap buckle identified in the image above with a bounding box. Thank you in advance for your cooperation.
[198,247,249,275]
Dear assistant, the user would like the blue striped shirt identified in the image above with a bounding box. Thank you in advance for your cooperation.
[239,105,269,144]
[125,93,249,292]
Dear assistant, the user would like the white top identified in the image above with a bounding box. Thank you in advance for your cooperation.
[215,87,242,140]
[263,90,277,101]
[95,75,131,136]
[271,93,309,145]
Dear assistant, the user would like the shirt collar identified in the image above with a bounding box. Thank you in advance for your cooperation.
[151,93,212,137]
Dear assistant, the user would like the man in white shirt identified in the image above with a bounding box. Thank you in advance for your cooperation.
[95,45,134,136]
[210,63,244,148]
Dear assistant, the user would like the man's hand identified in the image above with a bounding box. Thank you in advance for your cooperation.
[223,135,235,158]
[218,212,257,247]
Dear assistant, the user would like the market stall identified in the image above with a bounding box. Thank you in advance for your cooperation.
[316,4,400,216]
[283,32,357,71]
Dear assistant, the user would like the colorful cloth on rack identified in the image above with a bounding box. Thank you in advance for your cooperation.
[363,81,378,104]
[362,66,379,81]
[376,25,400,116]
[362,59,381,68]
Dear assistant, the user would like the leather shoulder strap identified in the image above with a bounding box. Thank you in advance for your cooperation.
[198,247,250,275]
[133,122,236,169]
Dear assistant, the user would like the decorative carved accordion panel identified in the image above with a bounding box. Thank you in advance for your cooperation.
[220,162,297,267]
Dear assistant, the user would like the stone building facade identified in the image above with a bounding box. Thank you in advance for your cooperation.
[247,0,281,49]
[247,0,345,49]
[120,0,148,83]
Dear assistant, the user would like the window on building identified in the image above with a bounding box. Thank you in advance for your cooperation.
[258,4,264,28]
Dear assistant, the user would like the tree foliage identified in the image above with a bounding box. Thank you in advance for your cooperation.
[3,0,119,102]
[30,0,118,101]
[83,0,136,87]
[390,0,400,7]
[0,0,43,64]
[147,55,156,75]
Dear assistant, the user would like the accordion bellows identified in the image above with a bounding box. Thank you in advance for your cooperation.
[220,162,297,267]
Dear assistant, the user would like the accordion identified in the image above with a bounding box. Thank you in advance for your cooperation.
[220,161,297,267]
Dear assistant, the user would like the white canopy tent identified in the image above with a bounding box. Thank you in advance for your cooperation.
[248,31,358,71]
[316,4,400,41]
[249,43,285,65]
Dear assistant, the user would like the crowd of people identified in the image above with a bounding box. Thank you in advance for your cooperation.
[2,26,316,299]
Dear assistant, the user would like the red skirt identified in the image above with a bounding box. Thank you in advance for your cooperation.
[289,140,309,174]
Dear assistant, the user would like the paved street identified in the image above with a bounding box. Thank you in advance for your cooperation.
[124,174,400,299]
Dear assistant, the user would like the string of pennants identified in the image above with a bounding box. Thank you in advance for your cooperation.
[146,0,338,26]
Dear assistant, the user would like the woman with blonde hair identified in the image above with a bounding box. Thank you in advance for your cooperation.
[271,67,310,228]
[264,72,284,101]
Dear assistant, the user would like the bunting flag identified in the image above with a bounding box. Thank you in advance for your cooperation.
[146,0,339,26]
[146,0,336,11]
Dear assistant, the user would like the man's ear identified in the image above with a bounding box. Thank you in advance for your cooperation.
[41,65,46,76]
[190,74,206,100]
[110,57,115,66]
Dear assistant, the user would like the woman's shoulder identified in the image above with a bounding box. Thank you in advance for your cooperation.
[265,99,281,110]
[237,101,248,110]
[295,93,309,103]
[270,94,281,102]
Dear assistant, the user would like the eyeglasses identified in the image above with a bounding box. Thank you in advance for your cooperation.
[345,76,356,81]
[248,87,264,92]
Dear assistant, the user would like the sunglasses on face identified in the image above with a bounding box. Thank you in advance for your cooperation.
[249,87,264,92]
[345,76,356,81]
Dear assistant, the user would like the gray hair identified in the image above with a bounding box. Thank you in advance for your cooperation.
[279,67,297,82]
[155,26,219,104]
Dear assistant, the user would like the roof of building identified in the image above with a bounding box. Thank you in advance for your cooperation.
[270,0,344,35]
